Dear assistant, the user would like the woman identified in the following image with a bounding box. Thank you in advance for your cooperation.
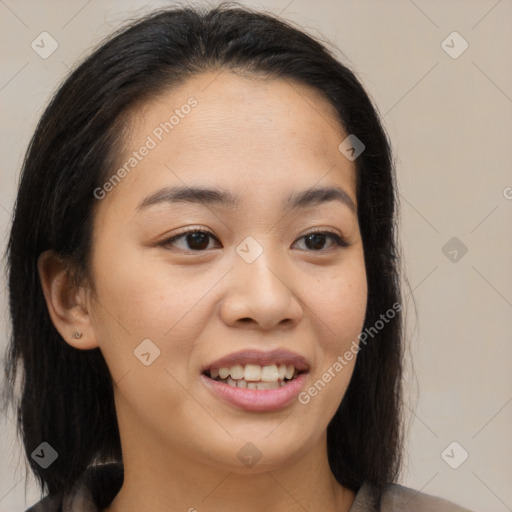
[3,4,473,511]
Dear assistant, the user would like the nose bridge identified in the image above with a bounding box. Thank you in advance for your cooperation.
[236,234,289,298]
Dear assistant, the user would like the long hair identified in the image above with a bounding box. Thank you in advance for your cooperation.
[2,2,404,498]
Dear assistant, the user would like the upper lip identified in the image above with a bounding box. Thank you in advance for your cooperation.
[202,349,310,373]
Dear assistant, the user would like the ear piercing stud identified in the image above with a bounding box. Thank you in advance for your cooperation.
[73,331,83,339]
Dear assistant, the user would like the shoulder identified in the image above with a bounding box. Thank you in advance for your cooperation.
[351,481,474,512]
[380,483,474,512]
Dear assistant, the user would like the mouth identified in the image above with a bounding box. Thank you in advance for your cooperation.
[203,363,306,390]
[200,349,310,412]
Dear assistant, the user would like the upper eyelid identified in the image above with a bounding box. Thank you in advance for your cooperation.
[167,225,345,237]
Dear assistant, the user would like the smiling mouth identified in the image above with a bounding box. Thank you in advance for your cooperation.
[203,363,305,390]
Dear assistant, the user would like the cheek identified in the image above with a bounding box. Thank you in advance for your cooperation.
[89,250,218,371]
[330,278,367,342]
[300,268,366,420]
[311,258,368,346]
[302,253,367,412]
[91,248,193,332]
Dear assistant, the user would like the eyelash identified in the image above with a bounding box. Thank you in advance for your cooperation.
[159,227,350,253]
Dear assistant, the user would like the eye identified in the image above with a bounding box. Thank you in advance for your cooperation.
[159,228,219,252]
[293,229,350,252]
[159,228,350,252]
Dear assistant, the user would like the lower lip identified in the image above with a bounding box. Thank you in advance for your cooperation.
[201,373,308,412]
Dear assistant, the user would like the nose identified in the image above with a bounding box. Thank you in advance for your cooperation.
[219,244,303,331]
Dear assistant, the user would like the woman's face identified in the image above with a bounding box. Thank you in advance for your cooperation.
[85,71,367,473]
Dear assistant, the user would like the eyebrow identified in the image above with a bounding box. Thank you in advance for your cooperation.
[137,185,356,213]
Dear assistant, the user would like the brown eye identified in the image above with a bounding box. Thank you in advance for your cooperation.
[160,230,219,251]
[294,231,349,251]
[160,228,349,253]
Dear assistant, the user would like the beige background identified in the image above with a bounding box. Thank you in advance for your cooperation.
[1,1,511,511]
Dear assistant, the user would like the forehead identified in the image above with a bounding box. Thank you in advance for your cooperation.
[99,71,357,215]
[130,71,346,150]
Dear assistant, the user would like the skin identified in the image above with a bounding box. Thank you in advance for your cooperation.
[38,71,368,512]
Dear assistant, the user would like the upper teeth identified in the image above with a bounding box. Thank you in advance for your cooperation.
[211,364,296,382]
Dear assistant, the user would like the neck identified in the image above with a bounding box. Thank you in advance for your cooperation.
[104,434,355,512]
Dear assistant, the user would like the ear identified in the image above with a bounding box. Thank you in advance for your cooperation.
[37,249,99,350]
